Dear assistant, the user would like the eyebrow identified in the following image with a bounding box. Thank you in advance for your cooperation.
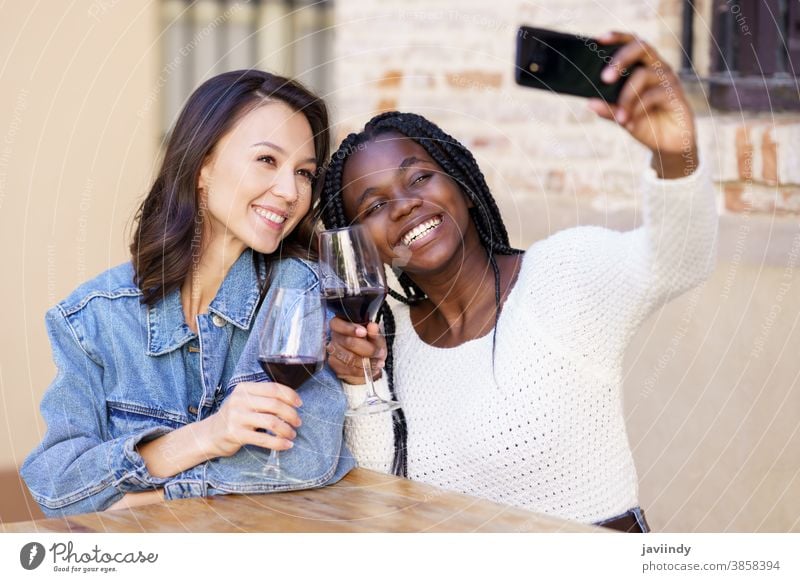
[251,140,316,165]
[355,156,429,208]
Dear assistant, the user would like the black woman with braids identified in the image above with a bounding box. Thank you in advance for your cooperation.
[322,33,717,532]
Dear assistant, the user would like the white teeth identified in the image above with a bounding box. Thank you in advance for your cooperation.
[254,207,287,224]
[401,216,442,246]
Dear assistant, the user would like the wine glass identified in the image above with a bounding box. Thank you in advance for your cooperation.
[318,225,401,416]
[249,287,325,482]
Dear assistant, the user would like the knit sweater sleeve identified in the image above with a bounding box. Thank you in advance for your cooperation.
[341,376,395,473]
[523,158,718,368]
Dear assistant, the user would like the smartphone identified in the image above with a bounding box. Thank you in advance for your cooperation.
[515,26,635,103]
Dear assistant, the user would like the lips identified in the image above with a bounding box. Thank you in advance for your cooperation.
[253,205,288,229]
[397,214,443,247]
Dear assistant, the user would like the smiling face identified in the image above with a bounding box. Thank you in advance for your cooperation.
[198,100,318,257]
[340,133,479,276]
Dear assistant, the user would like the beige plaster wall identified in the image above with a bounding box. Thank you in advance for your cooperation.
[0,2,160,470]
[625,223,800,532]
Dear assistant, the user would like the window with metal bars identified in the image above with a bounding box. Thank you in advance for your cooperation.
[681,0,800,111]
[158,0,332,132]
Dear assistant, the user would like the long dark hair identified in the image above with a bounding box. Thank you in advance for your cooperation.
[131,70,330,306]
[320,111,522,476]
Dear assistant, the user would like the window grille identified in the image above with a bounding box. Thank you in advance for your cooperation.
[158,0,333,131]
[681,0,800,111]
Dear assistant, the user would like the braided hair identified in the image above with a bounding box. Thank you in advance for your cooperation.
[320,111,522,477]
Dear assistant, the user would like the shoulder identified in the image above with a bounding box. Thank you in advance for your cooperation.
[527,225,622,256]
[506,226,640,310]
[268,256,320,289]
[56,263,141,317]
[520,226,625,275]
[47,263,142,364]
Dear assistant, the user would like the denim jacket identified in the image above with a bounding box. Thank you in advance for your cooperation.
[21,250,355,517]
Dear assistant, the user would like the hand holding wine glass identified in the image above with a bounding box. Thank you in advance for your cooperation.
[205,381,302,458]
[326,318,387,385]
[319,225,400,416]
[242,287,326,482]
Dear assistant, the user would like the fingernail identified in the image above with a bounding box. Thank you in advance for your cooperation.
[601,68,616,83]
[378,360,386,369]
[615,110,627,124]
[286,440,294,448]
[296,398,303,407]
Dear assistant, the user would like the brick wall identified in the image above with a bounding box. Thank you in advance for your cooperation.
[331,0,800,248]
[712,118,800,214]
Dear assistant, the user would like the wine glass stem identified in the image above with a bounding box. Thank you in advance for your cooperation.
[361,357,381,401]
[267,447,281,472]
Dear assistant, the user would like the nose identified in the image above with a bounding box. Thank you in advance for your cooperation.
[389,193,422,221]
[271,165,300,205]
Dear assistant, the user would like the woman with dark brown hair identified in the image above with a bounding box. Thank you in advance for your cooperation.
[21,70,354,517]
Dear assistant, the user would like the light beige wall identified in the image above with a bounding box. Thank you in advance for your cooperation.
[625,218,800,532]
[0,2,160,469]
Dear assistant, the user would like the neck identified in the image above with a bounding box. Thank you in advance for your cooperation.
[181,234,246,331]
[408,238,497,333]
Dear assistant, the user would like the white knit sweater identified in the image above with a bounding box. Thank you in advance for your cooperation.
[343,162,718,523]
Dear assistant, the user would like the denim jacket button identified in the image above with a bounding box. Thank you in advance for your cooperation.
[211,314,226,327]
[188,405,198,415]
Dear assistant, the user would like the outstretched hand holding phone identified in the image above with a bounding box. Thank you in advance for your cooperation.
[516,28,698,179]
[589,31,698,179]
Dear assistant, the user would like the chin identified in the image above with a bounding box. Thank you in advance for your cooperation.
[247,235,282,256]
[405,242,453,269]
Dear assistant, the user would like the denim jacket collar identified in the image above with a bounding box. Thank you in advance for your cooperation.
[146,249,264,356]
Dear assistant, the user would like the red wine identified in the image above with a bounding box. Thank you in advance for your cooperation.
[323,287,386,324]
[259,356,322,389]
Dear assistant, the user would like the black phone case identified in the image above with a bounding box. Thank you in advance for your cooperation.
[515,26,632,103]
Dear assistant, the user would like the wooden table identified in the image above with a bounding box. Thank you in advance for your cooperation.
[2,469,605,533]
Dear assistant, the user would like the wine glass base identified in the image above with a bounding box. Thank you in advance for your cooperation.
[241,466,305,484]
[345,398,402,417]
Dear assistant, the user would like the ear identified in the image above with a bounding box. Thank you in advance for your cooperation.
[197,152,214,194]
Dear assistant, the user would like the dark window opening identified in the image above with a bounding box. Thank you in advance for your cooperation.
[681,0,800,111]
